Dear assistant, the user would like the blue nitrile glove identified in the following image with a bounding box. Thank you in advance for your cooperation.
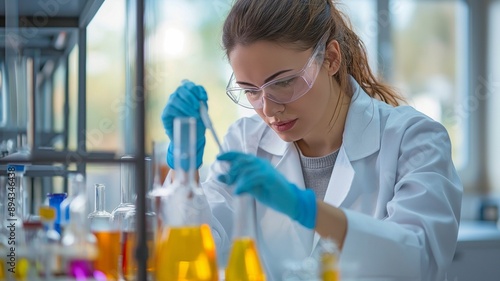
[161,80,208,169]
[217,151,317,229]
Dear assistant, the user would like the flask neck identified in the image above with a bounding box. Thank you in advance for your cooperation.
[233,195,257,239]
[172,169,197,187]
[94,184,106,212]
[120,159,136,205]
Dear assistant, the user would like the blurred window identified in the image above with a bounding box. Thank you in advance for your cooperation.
[488,0,500,194]
[389,0,468,170]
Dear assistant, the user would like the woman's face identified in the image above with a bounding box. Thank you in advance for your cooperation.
[229,41,341,144]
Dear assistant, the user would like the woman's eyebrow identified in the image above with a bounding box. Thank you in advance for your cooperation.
[236,69,293,87]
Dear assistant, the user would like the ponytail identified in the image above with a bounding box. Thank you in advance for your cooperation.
[327,2,404,106]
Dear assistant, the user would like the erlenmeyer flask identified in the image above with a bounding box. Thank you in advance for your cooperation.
[111,155,136,227]
[156,117,218,281]
[88,184,120,280]
[225,195,266,281]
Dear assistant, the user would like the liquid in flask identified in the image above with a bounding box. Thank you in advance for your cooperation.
[155,117,218,281]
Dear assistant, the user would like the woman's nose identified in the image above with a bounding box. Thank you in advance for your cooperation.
[261,94,285,117]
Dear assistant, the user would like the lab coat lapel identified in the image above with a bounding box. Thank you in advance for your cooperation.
[312,145,355,249]
[312,76,381,251]
[256,135,315,264]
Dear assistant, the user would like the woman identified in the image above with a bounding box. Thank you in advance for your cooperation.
[161,0,462,280]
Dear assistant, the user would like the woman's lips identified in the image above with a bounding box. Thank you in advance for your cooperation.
[272,119,297,132]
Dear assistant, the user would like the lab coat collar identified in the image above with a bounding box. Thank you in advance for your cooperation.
[342,76,381,161]
[258,76,381,160]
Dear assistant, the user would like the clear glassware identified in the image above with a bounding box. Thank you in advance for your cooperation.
[225,195,266,281]
[20,221,43,281]
[111,155,137,279]
[111,155,137,227]
[88,184,112,231]
[121,205,156,281]
[0,175,7,280]
[59,173,79,234]
[318,238,340,281]
[60,173,98,278]
[37,206,62,279]
[155,117,218,281]
[88,183,120,280]
[147,144,170,256]
[2,165,30,280]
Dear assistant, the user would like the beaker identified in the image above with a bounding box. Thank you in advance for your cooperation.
[225,195,266,281]
[155,117,218,281]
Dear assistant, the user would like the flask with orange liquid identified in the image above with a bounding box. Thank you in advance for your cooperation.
[155,117,218,281]
[225,195,266,281]
[88,184,120,280]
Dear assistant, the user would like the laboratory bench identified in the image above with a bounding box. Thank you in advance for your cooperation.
[447,220,500,281]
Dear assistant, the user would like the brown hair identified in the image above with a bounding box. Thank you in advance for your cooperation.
[222,0,404,106]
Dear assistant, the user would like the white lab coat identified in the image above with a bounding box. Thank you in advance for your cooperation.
[201,77,462,281]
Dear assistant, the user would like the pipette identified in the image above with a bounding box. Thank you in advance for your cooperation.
[199,101,224,153]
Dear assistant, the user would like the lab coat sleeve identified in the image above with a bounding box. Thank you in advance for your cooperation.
[340,115,462,281]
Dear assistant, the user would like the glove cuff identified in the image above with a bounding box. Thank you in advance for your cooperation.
[294,188,317,229]
[167,143,175,169]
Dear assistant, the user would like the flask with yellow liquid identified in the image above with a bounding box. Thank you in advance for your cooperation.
[225,194,266,281]
[319,238,340,281]
[155,117,218,281]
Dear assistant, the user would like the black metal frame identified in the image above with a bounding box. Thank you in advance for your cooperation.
[0,0,150,278]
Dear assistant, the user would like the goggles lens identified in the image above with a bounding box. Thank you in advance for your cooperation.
[226,33,329,109]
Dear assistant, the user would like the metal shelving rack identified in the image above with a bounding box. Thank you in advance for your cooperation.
[0,0,149,279]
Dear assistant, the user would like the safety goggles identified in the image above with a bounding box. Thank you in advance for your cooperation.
[226,33,329,109]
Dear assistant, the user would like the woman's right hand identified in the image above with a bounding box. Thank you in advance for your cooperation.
[161,80,208,169]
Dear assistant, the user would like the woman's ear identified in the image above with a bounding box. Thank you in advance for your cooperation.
[324,40,341,76]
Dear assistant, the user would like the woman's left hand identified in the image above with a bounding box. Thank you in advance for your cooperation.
[217,151,317,229]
